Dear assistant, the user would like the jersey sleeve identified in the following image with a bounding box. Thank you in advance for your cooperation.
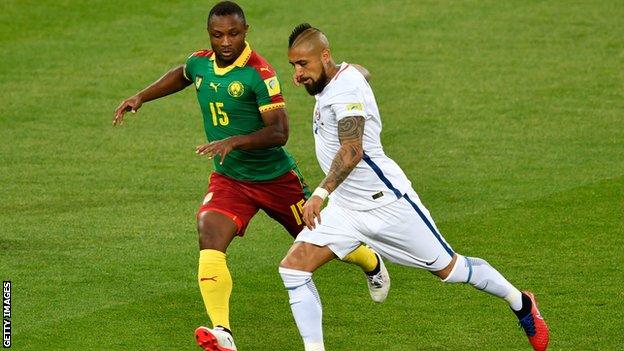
[183,61,193,82]
[183,54,196,82]
[184,50,212,82]
[252,70,286,113]
[329,86,369,121]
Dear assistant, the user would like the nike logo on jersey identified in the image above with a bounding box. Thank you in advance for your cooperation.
[260,67,271,72]
[200,276,218,282]
[425,256,439,266]
[209,82,221,92]
[346,103,364,111]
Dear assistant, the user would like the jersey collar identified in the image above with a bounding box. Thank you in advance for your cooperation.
[317,62,349,97]
[211,41,252,76]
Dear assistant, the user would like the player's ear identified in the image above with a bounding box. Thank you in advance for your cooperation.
[321,48,330,64]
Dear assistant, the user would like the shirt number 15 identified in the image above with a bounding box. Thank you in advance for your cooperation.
[209,102,229,126]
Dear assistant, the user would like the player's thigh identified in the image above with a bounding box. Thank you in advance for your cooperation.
[252,170,309,237]
[363,195,454,271]
[197,172,259,237]
[281,242,336,272]
[294,203,363,259]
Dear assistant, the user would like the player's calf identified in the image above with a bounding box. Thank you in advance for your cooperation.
[440,255,549,350]
[441,254,520,302]
[279,267,325,351]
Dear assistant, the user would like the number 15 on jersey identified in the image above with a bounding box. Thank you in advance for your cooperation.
[209,102,229,126]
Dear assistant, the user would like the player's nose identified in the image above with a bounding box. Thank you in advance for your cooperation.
[294,66,304,77]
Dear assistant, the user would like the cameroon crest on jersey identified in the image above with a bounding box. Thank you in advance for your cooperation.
[184,43,294,182]
[227,81,244,97]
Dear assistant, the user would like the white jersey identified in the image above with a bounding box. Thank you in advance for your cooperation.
[312,62,412,210]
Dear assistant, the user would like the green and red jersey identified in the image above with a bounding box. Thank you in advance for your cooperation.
[184,42,296,181]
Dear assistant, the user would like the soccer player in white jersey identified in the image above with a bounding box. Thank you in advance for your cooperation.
[278,23,550,351]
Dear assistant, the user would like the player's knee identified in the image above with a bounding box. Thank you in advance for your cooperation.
[279,266,312,289]
[440,254,470,284]
[279,251,304,270]
[440,255,492,285]
[431,253,457,281]
[279,244,310,270]
[196,211,235,250]
[197,214,214,239]
[279,246,315,290]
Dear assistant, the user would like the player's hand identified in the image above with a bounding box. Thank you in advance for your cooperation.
[113,95,143,126]
[196,137,239,165]
[302,196,323,230]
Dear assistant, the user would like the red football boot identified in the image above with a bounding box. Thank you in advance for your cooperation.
[518,291,549,351]
[195,326,237,351]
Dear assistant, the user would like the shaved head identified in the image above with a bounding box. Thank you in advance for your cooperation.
[289,25,329,54]
[288,23,337,96]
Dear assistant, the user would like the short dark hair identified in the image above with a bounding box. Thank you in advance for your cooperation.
[289,23,317,48]
[208,1,246,25]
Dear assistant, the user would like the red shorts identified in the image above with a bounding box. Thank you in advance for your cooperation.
[197,170,309,237]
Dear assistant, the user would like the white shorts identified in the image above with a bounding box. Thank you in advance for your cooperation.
[295,190,455,271]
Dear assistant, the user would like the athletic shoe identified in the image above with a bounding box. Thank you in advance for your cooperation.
[518,291,549,351]
[194,326,237,351]
[366,253,390,303]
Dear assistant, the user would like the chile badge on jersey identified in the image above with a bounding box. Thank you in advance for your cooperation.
[184,42,296,181]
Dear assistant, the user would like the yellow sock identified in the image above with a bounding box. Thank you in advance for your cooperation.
[342,245,378,273]
[198,249,232,329]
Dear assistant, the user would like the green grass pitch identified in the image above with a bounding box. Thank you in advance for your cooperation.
[1,1,623,350]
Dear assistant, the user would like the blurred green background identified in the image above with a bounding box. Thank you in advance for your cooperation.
[1,1,623,349]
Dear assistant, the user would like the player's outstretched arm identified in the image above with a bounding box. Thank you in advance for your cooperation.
[195,108,289,164]
[302,115,365,229]
[113,65,192,126]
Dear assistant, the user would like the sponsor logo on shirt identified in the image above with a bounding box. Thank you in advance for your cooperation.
[264,77,281,96]
[346,103,363,111]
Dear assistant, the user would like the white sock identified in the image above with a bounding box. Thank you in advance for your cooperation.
[279,267,325,351]
[303,342,325,351]
[444,255,523,310]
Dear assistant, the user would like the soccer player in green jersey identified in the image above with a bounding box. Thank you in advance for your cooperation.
[113,2,388,350]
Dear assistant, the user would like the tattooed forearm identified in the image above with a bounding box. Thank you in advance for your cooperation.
[319,146,359,191]
[319,116,365,193]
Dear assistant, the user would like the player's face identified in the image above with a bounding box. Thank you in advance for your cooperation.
[208,14,248,65]
[288,46,329,96]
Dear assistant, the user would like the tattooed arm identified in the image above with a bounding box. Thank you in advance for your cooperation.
[302,115,365,229]
[319,116,365,192]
